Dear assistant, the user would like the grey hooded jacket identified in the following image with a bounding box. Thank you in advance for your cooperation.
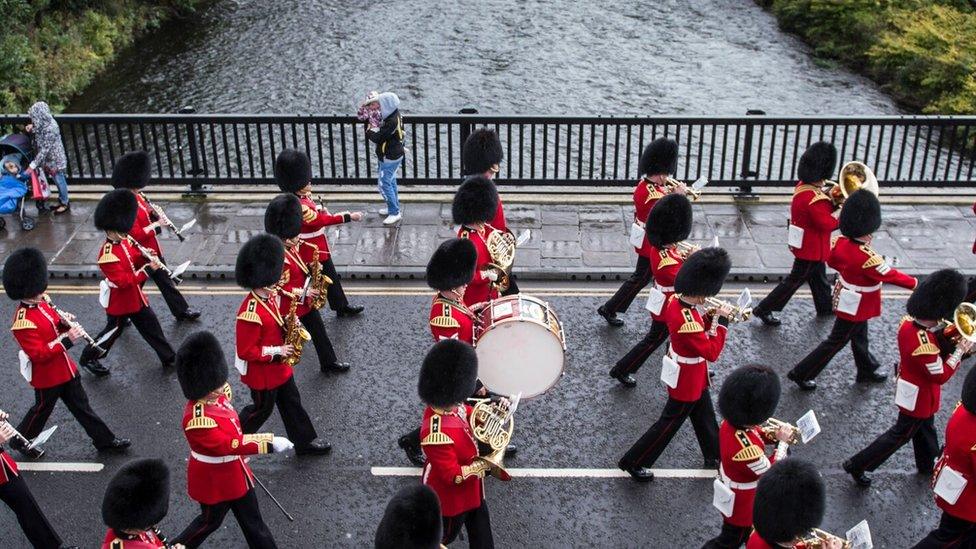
[28,102,68,171]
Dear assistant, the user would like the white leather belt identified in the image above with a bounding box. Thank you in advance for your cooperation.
[838,275,882,293]
[190,451,239,464]
[719,465,758,490]
[668,345,702,364]
[655,283,674,293]
[299,228,326,239]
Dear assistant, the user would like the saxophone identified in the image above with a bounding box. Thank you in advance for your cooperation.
[281,289,311,367]
[307,257,333,311]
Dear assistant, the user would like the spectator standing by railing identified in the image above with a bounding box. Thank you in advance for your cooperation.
[25,102,70,214]
[359,92,405,225]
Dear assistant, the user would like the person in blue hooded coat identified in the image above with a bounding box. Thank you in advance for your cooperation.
[361,92,405,225]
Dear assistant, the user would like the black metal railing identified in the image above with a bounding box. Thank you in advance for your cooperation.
[1,113,974,192]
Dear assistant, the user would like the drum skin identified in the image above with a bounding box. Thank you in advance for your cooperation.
[474,295,566,398]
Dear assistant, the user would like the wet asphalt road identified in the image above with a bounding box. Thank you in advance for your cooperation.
[0,281,957,548]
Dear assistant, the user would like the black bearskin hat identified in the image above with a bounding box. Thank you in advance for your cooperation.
[374,484,443,549]
[102,459,170,531]
[797,142,837,183]
[235,233,284,289]
[94,189,138,233]
[753,459,825,544]
[674,247,731,297]
[462,128,503,176]
[426,238,477,291]
[264,194,303,239]
[907,269,967,321]
[719,365,781,429]
[3,247,48,300]
[962,365,976,415]
[418,339,478,407]
[176,331,229,401]
[111,151,151,190]
[274,149,312,193]
[452,175,498,226]
[638,138,678,177]
[645,194,693,248]
[839,189,882,238]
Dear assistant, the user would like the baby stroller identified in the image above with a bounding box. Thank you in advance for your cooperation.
[0,133,44,231]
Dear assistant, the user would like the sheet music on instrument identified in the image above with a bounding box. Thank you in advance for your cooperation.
[171,261,191,279]
[736,289,752,310]
[796,410,821,444]
[692,177,709,191]
[846,520,873,549]
[516,229,531,247]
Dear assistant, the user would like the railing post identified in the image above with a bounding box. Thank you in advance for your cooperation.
[179,106,206,196]
[458,107,478,176]
[737,109,765,197]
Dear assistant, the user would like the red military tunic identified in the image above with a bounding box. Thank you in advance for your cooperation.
[279,245,312,318]
[491,198,507,233]
[647,244,684,321]
[11,302,78,389]
[932,402,976,523]
[429,295,476,344]
[458,225,499,307]
[296,193,351,263]
[788,183,838,262]
[97,239,150,316]
[717,420,778,528]
[129,192,162,262]
[0,449,19,485]
[235,292,292,391]
[663,296,728,402]
[632,178,667,258]
[828,237,917,322]
[182,391,273,505]
[895,318,958,419]
[420,404,483,517]
[101,528,166,549]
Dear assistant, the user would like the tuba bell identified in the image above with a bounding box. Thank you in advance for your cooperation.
[940,302,976,368]
[825,161,879,206]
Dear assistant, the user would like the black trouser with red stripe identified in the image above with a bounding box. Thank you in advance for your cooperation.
[602,255,652,315]
[752,258,833,317]
[610,320,669,377]
[442,500,494,548]
[14,376,116,449]
[80,306,175,365]
[703,523,752,549]
[240,376,317,448]
[788,317,881,381]
[847,413,939,474]
[0,470,63,548]
[299,310,338,367]
[620,391,720,469]
[174,488,277,548]
[145,254,190,318]
[912,512,976,548]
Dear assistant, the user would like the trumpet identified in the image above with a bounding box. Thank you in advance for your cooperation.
[703,297,752,323]
[674,241,700,259]
[40,294,106,354]
[940,302,976,368]
[761,417,800,445]
[796,528,852,549]
[664,177,702,201]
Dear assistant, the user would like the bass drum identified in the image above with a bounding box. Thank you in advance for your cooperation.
[474,294,566,399]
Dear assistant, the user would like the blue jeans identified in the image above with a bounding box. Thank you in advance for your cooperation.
[377,157,402,215]
[50,170,69,205]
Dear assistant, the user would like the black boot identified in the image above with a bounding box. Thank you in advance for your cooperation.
[855,370,887,383]
[177,308,201,322]
[80,358,111,377]
[296,440,332,456]
[787,371,817,391]
[843,459,872,487]
[598,305,624,327]
[336,305,364,318]
[322,361,351,373]
[95,438,131,453]
[618,459,654,482]
[609,368,637,388]
[754,310,782,327]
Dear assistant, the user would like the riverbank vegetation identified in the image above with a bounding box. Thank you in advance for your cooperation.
[0,0,204,113]
[756,0,976,115]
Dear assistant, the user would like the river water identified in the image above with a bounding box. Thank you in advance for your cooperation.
[68,0,901,115]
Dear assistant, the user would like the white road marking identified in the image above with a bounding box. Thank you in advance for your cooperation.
[371,466,716,479]
[18,462,104,473]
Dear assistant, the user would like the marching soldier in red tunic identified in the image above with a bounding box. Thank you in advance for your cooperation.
[3,247,128,459]
[788,189,918,390]
[234,234,332,455]
[374,484,444,549]
[399,238,482,466]
[752,142,838,326]
[0,409,72,548]
[80,189,176,373]
[101,459,179,549]
[274,149,364,319]
[453,176,502,308]
[264,194,350,373]
[747,459,839,549]
[912,367,976,548]
[109,151,200,322]
[705,365,792,548]
[844,269,969,487]
[618,247,732,481]
[172,331,288,548]
[419,340,495,548]
[599,138,684,327]
[462,128,519,296]
[609,193,693,387]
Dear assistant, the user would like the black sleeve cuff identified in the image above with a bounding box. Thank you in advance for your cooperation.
[718,317,730,328]
[342,213,352,223]
[61,338,74,350]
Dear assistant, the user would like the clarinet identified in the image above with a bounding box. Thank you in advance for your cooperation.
[126,236,178,280]
[142,193,186,242]
[40,294,103,351]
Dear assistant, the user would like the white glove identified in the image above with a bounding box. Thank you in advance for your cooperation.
[483,269,498,282]
[272,436,294,453]
[28,162,36,170]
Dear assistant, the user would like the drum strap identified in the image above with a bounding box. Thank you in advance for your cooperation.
[434,296,475,319]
